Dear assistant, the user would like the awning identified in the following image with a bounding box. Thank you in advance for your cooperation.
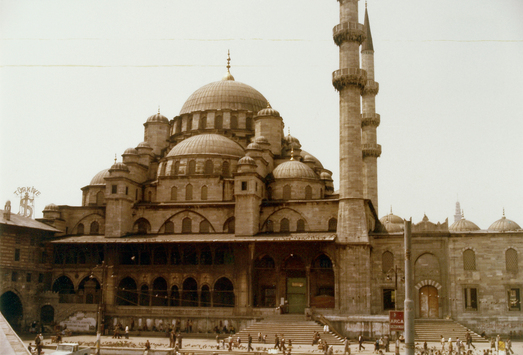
[51,233,337,244]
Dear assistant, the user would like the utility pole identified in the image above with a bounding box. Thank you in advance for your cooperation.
[404,219,414,355]
[96,261,105,355]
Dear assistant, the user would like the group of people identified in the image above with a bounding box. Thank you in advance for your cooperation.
[490,334,513,355]
[27,334,44,355]
[274,333,292,354]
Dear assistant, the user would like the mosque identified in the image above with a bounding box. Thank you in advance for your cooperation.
[1,0,522,337]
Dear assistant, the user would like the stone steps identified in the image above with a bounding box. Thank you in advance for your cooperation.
[415,319,486,343]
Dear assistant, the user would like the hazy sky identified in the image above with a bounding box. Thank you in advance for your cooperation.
[1,0,522,229]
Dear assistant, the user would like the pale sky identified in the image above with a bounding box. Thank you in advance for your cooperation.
[1,0,522,229]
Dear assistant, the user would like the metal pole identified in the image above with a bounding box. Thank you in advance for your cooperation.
[404,219,414,355]
[96,261,105,355]
[394,265,398,311]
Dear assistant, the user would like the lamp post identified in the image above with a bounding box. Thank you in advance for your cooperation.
[386,266,403,310]
[93,261,109,355]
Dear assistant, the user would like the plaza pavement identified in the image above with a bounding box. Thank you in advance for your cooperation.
[21,333,523,355]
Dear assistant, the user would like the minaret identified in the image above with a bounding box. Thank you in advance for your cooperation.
[332,0,371,314]
[361,3,381,211]
[454,200,462,223]
[332,0,368,244]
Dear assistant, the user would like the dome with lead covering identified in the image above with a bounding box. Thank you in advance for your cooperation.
[488,215,521,232]
[90,169,110,185]
[273,160,318,180]
[44,203,59,211]
[110,162,130,172]
[146,113,169,123]
[167,134,245,158]
[449,218,480,232]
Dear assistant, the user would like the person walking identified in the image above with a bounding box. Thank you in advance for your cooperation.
[507,338,514,354]
[344,338,351,355]
[441,335,445,351]
[456,338,462,355]
[358,334,365,351]
[448,338,453,354]
[274,334,280,349]
[384,336,390,352]
[248,333,253,352]
[374,338,380,353]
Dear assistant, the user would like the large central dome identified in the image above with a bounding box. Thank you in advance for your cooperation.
[179,76,268,115]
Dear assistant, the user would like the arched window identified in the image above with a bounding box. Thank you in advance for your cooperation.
[297,219,305,232]
[280,218,290,232]
[182,217,192,233]
[201,285,211,307]
[52,275,75,303]
[200,245,212,265]
[200,220,211,233]
[313,254,333,269]
[116,277,137,306]
[283,185,291,200]
[139,285,149,306]
[182,278,198,307]
[463,249,476,271]
[201,186,208,200]
[305,185,312,199]
[215,115,223,129]
[266,220,274,232]
[382,251,394,273]
[171,186,177,201]
[173,161,180,175]
[199,115,207,130]
[96,191,105,205]
[506,248,518,272]
[164,221,174,234]
[170,285,180,307]
[136,219,149,234]
[214,277,234,307]
[230,115,238,129]
[188,160,196,175]
[77,223,84,235]
[175,119,181,133]
[183,245,198,265]
[255,255,275,268]
[224,217,235,233]
[90,221,99,235]
[204,160,213,174]
[222,161,230,177]
[151,277,168,306]
[328,218,337,232]
[185,184,193,200]
[160,162,167,176]
[246,117,253,130]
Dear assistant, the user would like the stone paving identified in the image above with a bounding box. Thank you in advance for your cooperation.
[21,333,523,355]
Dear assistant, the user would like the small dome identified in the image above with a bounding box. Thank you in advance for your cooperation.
[380,212,403,225]
[273,160,318,180]
[43,203,59,211]
[284,134,302,149]
[320,172,332,180]
[179,79,268,115]
[246,142,263,150]
[254,136,269,144]
[137,141,152,149]
[90,169,110,185]
[110,162,130,172]
[257,104,280,117]
[123,147,138,155]
[382,221,404,233]
[449,218,480,232]
[146,113,169,124]
[167,134,245,158]
[488,215,521,232]
[300,150,324,169]
[238,156,256,165]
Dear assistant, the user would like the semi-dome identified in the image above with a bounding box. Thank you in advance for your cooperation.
[123,147,138,155]
[246,142,263,150]
[179,79,268,115]
[90,169,110,185]
[449,218,480,232]
[146,112,169,124]
[238,156,256,165]
[300,150,324,169]
[167,134,245,158]
[257,104,280,117]
[110,162,130,172]
[137,141,152,149]
[273,160,318,180]
[488,215,521,232]
[380,211,403,225]
[254,136,269,144]
[43,203,59,211]
[284,134,302,149]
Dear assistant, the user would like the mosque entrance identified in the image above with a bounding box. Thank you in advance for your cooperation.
[419,285,439,318]
[0,291,23,330]
[284,254,307,314]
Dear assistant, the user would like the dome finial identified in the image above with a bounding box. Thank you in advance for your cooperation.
[227,49,231,73]
[503,208,506,218]
[114,154,117,164]
[365,0,367,9]
[290,145,294,161]
[158,105,160,114]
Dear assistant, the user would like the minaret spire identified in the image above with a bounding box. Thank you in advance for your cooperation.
[222,50,235,81]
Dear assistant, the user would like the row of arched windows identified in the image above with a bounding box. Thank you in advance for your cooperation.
[264,217,336,233]
[161,160,232,177]
[170,185,209,201]
[173,115,253,134]
[135,217,234,235]
[463,248,518,272]
[116,276,235,307]
[77,221,100,235]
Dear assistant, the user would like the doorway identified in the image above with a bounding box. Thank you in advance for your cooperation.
[419,285,439,318]
[0,291,23,330]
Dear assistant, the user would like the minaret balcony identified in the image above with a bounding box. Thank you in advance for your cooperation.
[362,80,379,96]
[332,68,367,91]
[361,113,380,128]
[333,22,366,46]
[362,143,382,158]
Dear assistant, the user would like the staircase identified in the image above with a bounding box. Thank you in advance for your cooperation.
[415,319,485,342]
[234,314,343,345]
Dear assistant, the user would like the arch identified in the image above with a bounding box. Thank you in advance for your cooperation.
[215,115,223,129]
[419,285,439,318]
[415,253,440,279]
[506,248,518,272]
[199,115,207,130]
[214,277,235,307]
[40,305,54,324]
[188,160,196,175]
[182,217,192,233]
[182,277,198,307]
[200,245,213,265]
[170,285,180,307]
[170,186,178,201]
[463,249,476,270]
[90,221,99,235]
[116,277,138,306]
[0,291,23,330]
[253,255,276,307]
[266,220,274,232]
[284,254,305,269]
[78,276,100,304]
[201,285,211,307]
[52,275,75,303]
[152,277,168,306]
[185,184,193,200]
[261,208,308,233]
[134,218,151,234]
[297,219,305,232]
[305,185,312,199]
[283,185,291,200]
[284,254,307,313]
[230,115,238,129]
[222,161,230,177]
[280,218,290,232]
[310,254,335,308]
[164,221,174,234]
[382,251,394,273]
[201,185,208,200]
[223,217,235,233]
[77,223,85,235]
[312,253,333,269]
[328,218,337,232]
[96,191,105,205]
[255,255,275,269]
[204,160,214,174]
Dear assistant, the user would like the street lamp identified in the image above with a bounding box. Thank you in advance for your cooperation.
[386,265,404,310]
